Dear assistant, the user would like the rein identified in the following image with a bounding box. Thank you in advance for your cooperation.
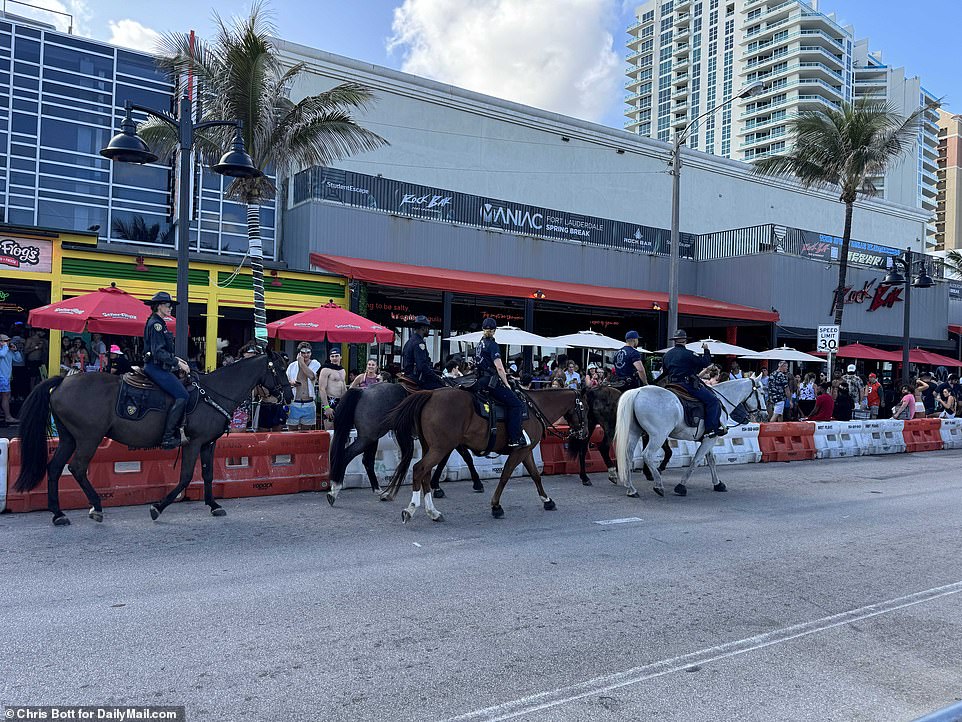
[713,380,763,421]
[189,354,288,425]
[518,388,587,440]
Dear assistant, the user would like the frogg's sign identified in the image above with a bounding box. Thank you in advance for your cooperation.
[0,236,52,273]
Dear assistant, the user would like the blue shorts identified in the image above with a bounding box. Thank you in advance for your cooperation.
[287,400,316,426]
[0,375,8,393]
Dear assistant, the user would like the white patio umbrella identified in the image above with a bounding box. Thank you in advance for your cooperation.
[655,338,756,355]
[547,330,648,352]
[446,325,565,347]
[739,346,826,364]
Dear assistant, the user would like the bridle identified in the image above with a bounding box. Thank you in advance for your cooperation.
[517,387,588,440]
[713,378,764,423]
[191,351,290,423]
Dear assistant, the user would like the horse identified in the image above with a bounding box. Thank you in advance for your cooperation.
[326,383,484,506]
[381,388,585,522]
[565,385,672,486]
[13,350,292,526]
[614,376,766,499]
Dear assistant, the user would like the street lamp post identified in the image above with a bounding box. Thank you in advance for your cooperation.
[883,247,934,386]
[100,95,259,359]
[666,81,768,344]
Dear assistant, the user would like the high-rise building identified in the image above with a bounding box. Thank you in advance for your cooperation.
[625,0,938,241]
[936,109,962,251]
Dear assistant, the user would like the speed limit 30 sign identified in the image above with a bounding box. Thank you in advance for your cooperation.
[818,325,840,353]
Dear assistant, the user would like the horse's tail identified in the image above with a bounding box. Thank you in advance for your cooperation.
[382,391,431,501]
[330,388,363,484]
[14,376,65,492]
[615,387,643,486]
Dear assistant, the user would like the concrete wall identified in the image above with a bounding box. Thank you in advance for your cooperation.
[276,41,930,259]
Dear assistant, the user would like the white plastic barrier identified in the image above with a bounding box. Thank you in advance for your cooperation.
[837,421,864,457]
[859,419,906,455]
[711,423,762,465]
[339,430,421,489]
[811,421,859,460]
[633,437,699,470]
[940,418,962,449]
[439,444,543,481]
[0,438,7,511]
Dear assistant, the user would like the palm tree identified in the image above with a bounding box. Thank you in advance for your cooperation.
[752,97,937,329]
[111,216,177,244]
[141,3,387,340]
[944,249,962,279]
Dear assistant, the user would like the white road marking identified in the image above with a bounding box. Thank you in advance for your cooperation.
[593,517,643,526]
[444,579,962,722]
[412,542,422,548]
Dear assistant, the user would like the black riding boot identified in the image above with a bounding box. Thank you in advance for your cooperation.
[161,398,187,450]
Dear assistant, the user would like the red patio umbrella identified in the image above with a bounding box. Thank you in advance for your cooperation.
[267,301,395,343]
[815,342,895,361]
[903,348,962,367]
[28,284,176,336]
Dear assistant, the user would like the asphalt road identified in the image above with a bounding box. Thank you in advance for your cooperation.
[3,451,962,722]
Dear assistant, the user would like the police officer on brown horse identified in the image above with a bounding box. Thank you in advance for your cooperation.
[402,315,444,390]
[142,291,190,449]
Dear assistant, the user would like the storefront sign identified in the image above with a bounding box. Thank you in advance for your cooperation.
[829,278,903,315]
[798,231,899,267]
[0,236,52,273]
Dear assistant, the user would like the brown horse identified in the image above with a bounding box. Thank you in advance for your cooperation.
[382,388,585,522]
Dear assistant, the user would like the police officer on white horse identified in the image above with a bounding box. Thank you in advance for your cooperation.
[613,330,649,389]
[475,317,526,449]
[402,315,444,390]
[142,291,191,449]
[662,329,726,438]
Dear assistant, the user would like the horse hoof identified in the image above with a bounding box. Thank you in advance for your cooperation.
[713,482,728,493]
[433,487,445,499]
[581,478,593,486]
[543,499,556,511]
[652,487,664,498]
[431,513,445,523]
[473,483,485,493]
[609,477,620,485]
[149,504,161,521]
[673,484,687,497]
[52,514,70,527]
[210,507,227,517]
[401,509,412,524]
[627,491,640,498]
[372,486,383,495]
[491,505,504,519]
[88,508,103,523]
[379,493,392,502]
[326,492,337,506]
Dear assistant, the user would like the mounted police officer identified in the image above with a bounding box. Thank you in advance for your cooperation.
[613,330,649,389]
[401,315,444,390]
[475,317,526,449]
[662,329,726,438]
[143,291,190,449]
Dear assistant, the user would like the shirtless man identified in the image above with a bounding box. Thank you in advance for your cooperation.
[317,347,347,430]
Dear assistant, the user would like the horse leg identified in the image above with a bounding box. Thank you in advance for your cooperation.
[403,447,446,524]
[598,433,617,484]
[706,450,726,492]
[429,449,451,499]
[361,444,382,495]
[578,442,591,486]
[66,438,105,523]
[522,451,555,512]
[150,443,202,520]
[623,427,643,497]
[676,438,715,497]
[658,439,673,472]
[327,436,371,506]
[46,432,76,526]
[640,432,667,498]
[489,448,529,518]
[200,441,225,517]
[640,432,654,482]
[457,445,484,493]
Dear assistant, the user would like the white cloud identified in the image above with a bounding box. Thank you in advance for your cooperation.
[107,19,161,52]
[8,0,89,35]
[388,0,621,123]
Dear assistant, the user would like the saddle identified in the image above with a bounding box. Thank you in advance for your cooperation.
[655,375,706,429]
[116,367,199,438]
[122,366,192,390]
[472,382,530,458]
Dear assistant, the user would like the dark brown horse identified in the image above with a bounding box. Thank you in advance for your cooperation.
[13,350,292,526]
[382,388,585,521]
[566,385,672,486]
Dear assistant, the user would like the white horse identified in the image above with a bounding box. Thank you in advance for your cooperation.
[614,377,766,498]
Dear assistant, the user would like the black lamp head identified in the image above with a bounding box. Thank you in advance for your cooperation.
[100,107,158,164]
[212,124,260,178]
[883,268,905,285]
[913,263,934,288]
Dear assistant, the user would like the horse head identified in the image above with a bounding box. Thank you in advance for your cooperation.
[259,346,294,405]
[747,376,769,422]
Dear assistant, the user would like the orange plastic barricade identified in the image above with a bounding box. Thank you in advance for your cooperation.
[758,422,816,463]
[563,425,609,475]
[186,430,330,501]
[902,418,943,453]
[539,425,570,475]
[4,438,180,513]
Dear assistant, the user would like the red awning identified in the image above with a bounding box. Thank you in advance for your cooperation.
[309,254,778,323]
[949,325,962,336]
[903,348,962,368]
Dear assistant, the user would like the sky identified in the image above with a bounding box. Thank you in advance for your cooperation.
[19,0,962,129]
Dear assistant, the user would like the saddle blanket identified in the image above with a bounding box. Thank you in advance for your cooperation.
[473,394,529,423]
[116,380,199,422]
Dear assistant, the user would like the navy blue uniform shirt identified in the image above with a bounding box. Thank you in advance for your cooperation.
[143,312,176,371]
[662,345,711,384]
[401,331,433,376]
[614,345,642,378]
[475,336,501,375]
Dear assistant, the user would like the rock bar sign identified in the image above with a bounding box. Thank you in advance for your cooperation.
[0,236,52,273]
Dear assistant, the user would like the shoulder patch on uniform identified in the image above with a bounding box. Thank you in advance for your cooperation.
[153,322,163,331]
[419,343,426,350]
